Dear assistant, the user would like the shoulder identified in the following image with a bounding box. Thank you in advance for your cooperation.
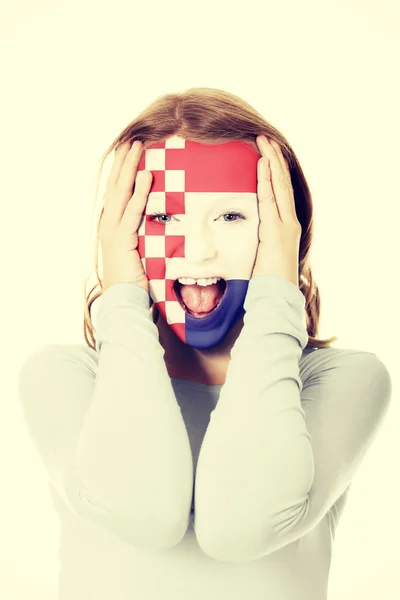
[300,345,391,384]
[299,345,393,414]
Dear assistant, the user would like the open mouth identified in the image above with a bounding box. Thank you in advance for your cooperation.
[173,279,227,317]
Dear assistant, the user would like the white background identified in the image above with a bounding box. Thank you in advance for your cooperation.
[0,0,399,598]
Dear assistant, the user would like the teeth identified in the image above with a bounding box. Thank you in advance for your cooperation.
[178,277,221,286]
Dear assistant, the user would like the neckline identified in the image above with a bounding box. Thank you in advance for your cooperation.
[170,376,224,391]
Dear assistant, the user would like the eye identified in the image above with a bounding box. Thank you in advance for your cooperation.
[148,210,246,225]
[221,211,245,224]
[148,212,173,224]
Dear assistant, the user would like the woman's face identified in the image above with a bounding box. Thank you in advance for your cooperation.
[136,135,261,350]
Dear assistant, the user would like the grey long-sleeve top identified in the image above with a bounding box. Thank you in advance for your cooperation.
[18,274,392,600]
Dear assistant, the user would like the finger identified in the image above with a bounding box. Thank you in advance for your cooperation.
[263,141,293,222]
[106,141,132,190]
[121,168,153,234]
[257,157,282,224]
[256,135,296,223]
[103,142,149,229]
[117,141,145,192]
[268,139,298,223]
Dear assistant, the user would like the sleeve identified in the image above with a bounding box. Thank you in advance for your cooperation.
[193,274,392,562]
[18,282,193,551]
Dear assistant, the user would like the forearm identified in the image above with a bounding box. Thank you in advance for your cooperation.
[71,283,193,543]
[194,275,312,559]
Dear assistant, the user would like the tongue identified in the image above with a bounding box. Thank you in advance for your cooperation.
[180,283,224,314]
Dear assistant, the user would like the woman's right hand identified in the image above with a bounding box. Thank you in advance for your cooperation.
[100,140,153,294]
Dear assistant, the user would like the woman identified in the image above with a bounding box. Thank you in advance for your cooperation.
[18,87,392,600]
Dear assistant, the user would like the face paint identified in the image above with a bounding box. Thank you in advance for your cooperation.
[136,136,260,350]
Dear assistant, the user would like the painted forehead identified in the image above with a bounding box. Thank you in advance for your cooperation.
[136,135,260,196]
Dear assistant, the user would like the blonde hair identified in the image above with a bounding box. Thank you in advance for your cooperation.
[83,87,338,351]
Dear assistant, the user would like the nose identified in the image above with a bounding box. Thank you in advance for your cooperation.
[183,225,217,264]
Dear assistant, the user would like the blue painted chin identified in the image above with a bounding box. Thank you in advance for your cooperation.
[184,279,249,350]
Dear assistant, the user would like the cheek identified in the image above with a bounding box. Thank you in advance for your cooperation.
[234,222,260,255]
[224,225,260,277]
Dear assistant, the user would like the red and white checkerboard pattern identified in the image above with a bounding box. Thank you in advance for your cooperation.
[137,135,187,332]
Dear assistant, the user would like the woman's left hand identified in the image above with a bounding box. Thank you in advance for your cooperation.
[252,135,301,288]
